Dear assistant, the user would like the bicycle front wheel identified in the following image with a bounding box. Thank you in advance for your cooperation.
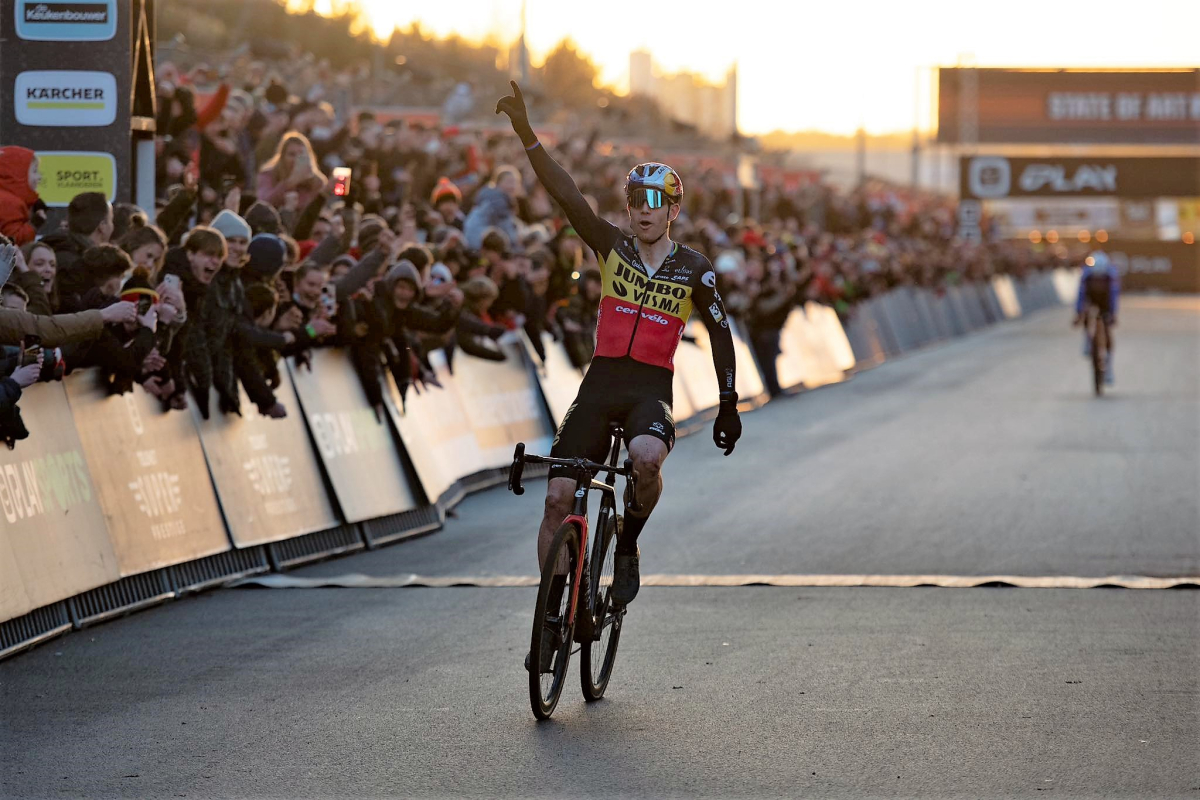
[529,522,579,720]
[581,508,624,702]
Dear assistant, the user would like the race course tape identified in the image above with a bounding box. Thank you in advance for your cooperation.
[234,573,1200,590]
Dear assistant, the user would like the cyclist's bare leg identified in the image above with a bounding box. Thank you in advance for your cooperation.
[626,434,668,518]
[539,478,576,572]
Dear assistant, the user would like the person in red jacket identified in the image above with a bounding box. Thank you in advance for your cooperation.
[0,147,47,246]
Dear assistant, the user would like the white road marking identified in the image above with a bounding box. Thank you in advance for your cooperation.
[235,573,1199,590]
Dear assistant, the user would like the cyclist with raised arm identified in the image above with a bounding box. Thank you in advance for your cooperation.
[1074,250,1121,385]
[497,82,741,651]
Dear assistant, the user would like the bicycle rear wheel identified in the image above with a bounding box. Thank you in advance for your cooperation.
[1092,317,1107,397]
[529,522,579,720]
[581,506,624,701]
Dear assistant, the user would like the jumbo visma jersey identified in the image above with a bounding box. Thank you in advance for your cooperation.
[595,240,720,370]
[523,142,738,393]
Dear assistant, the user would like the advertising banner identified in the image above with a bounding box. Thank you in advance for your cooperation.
[672,332,721,413]
[451,342,554,470]
[776,307,850,390]
[0,382,118,622]
[938,68,1200,145]
[961,156,1200,200]
[64,373,229,576]
[288,349,418,522]
[522,331,582,427]
[1105,240,1200,293]
[190,368,338,547]
[0,0,131,207]
[683,319,767,404]
[383,349,482,505]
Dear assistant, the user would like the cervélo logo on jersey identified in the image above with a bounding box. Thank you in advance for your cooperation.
[16,1,117,41]
[15,71,116,126]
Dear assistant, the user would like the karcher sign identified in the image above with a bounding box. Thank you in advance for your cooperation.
[15,71,116,127]
[35,151,116,206]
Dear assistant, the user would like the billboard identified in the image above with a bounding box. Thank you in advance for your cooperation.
[1,1,131,212]
[1105,240,1200,293]
[288,349,420,523]
[65,374,230,576]
[939,69,1200,145]
[960,156,1200,200]
[190,371,339,547]
[0,382,118,621]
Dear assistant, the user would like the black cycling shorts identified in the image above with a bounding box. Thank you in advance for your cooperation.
[548,358,675,481]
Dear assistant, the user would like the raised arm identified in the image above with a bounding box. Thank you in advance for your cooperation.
[496,81,617,254]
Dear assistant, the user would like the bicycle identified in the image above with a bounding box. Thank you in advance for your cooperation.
[1079,305,1110,397]
[507,422,635,720]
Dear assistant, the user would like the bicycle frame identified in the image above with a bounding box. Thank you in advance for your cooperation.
[508,433,630,636]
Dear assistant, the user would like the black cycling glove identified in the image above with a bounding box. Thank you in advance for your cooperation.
[713,392,741,456]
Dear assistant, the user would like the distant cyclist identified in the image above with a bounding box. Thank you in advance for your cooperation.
[1074,250,1120,385]
[496,82,742,631]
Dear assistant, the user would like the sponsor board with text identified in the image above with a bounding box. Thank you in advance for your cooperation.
[939,68,1200,145]
[65,373,229,576]
[0,382,118,622]
[35,151,116,206]
[15,0,117,41]
[15,70,116,126]
[190,368,337,547]
[288,349,419,522]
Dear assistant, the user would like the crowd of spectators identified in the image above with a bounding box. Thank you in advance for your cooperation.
[0,44,1062,447]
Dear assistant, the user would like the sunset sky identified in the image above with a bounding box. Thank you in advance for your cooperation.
[295,0,1199,136]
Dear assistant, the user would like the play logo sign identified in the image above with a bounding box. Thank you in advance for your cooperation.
[15,71,116,127]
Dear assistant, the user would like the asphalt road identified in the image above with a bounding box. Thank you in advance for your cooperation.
[2,298,1198,799]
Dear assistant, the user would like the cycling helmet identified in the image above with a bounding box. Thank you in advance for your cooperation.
[1085,250,1110,269]
[625,162,684,206]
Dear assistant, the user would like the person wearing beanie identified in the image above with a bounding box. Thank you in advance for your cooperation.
[244,201,283,237]
[203,215,252,415]
[245,233,286,279]
[431,177,465,230]
[355,216,386,257]
[223,232,295,419]
[210,210,252,253]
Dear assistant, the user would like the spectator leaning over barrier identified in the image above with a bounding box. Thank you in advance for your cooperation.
[0,242,136,348]
[0,146,46,246]
[58,243,132,314]
[204,210,255,415]
[232,233,295,419]
[275,261,337,354]
[0,325,41,449]
[12,241,55,315]
[41,191,114,276]
[454,276,506,364]
[349,258,462,411]
[54,246,158,392]
[160,226,226,415]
